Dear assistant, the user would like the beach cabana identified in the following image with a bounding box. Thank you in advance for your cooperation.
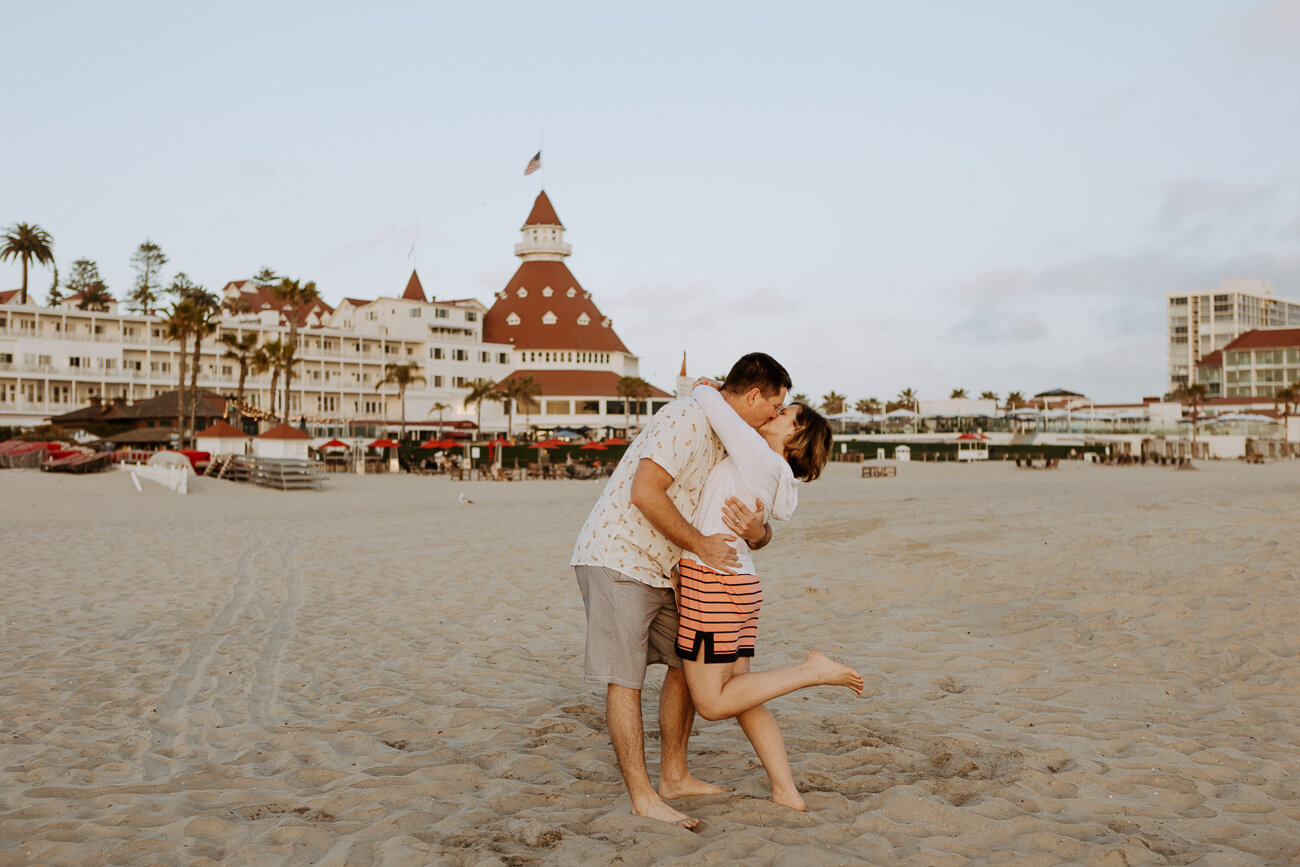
[195,420,252,457]
[255,423,312,459]
[955,432,991,461]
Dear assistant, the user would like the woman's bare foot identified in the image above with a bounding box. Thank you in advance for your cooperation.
[659,773,730,800]
[770,786,807,811]
[805,651,864,694]
[631,794,701,829]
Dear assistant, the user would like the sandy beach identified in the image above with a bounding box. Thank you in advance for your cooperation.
[2,460,1298,865]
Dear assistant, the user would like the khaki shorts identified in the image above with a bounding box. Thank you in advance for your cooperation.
[574,565,682,689]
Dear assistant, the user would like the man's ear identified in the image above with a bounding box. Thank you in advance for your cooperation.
[744,387,762,407]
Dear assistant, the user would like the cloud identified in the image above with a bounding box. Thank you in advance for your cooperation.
[1236,0,1300,50]
[1154,178,1281,250]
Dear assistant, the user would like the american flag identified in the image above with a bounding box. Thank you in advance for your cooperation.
[524,151,541,176]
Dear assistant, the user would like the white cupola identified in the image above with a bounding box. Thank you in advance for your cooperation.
[514,189,573,262]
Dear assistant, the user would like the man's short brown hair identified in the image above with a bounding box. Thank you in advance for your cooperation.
[785,403,833,482]
[720,352,792,398]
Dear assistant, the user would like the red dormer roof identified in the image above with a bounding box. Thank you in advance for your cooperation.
[341,297,371,308]
[221,280,335,327]
[402,270,427,302]
[1197,350,1223,367]
[195,420,251,438]
[0,290,21,304]
[258,422,312,440]
[1222,328,1300,351]
[483,260,629,353]
[522,190,563,228]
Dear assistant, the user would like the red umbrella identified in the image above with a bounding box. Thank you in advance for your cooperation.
[369,438,400,449]
[488,436,513,447]
[579,442,607,450]
[531,441,559,449]
[603,437,628,445]
[417,439,443,450]
[434,437,461,449]
[320,438,348,450]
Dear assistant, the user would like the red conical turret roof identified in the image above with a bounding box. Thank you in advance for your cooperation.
[522,190,563,228]
[402,270,427,302]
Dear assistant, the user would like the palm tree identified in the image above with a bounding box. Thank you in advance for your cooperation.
[258,338,285,421]
[1005,391,1027,411]
[630,377,653,428]
[278,340,301,424]
[76,281,114,312]
[0,223,55,306]
[789,392,809,405]
[1172,383,1209,456]
[426,401,451,437]
[161,296,198,446]
[464,378,501,437]
[269,279,319,416]
[377,362,427,444]
[892,388,919,413]
[1276,384,1298,458]
[950,388,969,399]
[512,375,542,436]
[617,375,639,435]
[184,288,221,443]
[220,332,260,423]
[980,391,999,402]
[820,391,847,414]
[855,398,882,415]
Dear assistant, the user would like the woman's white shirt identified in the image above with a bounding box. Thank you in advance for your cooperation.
[683,385,798,574]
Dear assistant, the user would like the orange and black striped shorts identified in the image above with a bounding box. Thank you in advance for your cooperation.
[674,558,762,663]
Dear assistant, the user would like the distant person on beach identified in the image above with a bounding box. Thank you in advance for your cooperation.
[676,378,861,811]
[571,352,790,829]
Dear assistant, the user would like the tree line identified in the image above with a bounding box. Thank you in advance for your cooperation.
[800,389,1034,416]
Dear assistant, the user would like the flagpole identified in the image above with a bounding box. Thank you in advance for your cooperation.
[540,132,545,189]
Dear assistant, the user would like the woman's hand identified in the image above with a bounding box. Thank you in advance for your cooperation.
[693,377,721,390]
[723,497,768,547]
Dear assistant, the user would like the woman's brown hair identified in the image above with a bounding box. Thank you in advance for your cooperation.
[784,403,833,482]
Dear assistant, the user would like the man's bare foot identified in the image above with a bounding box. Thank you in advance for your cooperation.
[631,795,701,829]
[805,651,864,694]
[659,774,730,800]
[771,788,807,811]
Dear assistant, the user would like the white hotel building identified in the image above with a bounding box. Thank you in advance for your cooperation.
[1166,278,1300,395]
[0,191,666,436]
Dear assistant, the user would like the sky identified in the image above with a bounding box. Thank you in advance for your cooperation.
[5,1,1300,404]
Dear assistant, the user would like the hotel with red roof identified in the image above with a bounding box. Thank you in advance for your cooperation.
[1,191,673,438]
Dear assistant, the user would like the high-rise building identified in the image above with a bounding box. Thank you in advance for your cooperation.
[1166,279,1300,394]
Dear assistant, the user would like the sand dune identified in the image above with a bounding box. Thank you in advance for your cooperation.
[2,461,1298,864]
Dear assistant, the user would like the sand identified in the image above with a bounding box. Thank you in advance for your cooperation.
[1,460,1298,865]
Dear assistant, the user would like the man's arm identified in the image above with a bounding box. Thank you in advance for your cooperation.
[630,458,741,574]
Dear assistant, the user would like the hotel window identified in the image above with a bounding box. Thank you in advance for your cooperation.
[436,308,450,319]
[545,399,570,415]
[453,349,468,361]
[517,288,527,298]
[432,375,443,387]
[0,353,11,364]
[410,308,421,318]
[102,359,116,371]
[497,353,508,364]
[453,376,467,388]
[542,311,557,325]
[367,311,378,320]
[567,287,577,297]
[542,287,553,297]
[507,313,520,326]
[465,311,477,322]
[431,347,443,359]
[576,400,600,415]
[479,351,490,363]
[69,357,82,367]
